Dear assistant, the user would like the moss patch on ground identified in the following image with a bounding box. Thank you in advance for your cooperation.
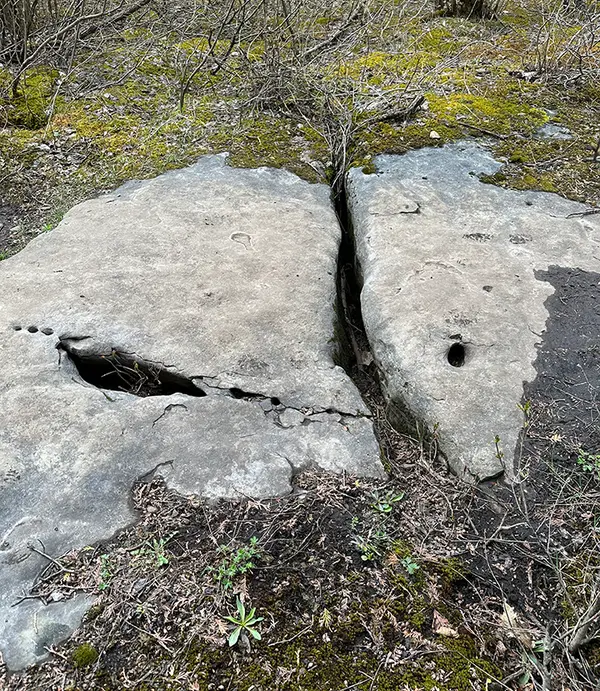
[1,0,598,256]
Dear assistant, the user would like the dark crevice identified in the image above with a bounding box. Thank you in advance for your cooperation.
[332,177,383,406]
[228,387,265,401]
[58,342,206,398]
[333,175,440,461]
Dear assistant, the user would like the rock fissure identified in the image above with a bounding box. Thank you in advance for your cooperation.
[58,341,207,399]
[59,346,371,425]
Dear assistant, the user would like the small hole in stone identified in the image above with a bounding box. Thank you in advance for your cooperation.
[27,326,38,333]
[229,388,244,399]
[13,325,22,331]
[41,327,54,335]
[447,342,466,368]
[271,397,281,406]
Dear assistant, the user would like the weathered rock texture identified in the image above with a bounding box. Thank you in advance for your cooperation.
[0,156,383,670]
[347,141,600,481]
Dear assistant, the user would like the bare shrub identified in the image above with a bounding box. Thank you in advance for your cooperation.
[0,0,152,97]
[528,0,600,81]
[435,0,505,18]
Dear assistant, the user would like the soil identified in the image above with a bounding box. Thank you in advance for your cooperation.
[0,205,22,254]
[523,266,600,472]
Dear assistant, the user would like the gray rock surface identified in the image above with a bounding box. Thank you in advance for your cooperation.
[535,122,573,140]
[0,156,383,670]
[347,141,600,481]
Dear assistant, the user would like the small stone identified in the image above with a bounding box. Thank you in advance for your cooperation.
[277,408,306,428]
[49,591,64,602]
[535,122,572,140]
[429,130,441,139]
[146,505,157,513]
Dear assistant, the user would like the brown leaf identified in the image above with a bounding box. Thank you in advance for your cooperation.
[432,610,459,638]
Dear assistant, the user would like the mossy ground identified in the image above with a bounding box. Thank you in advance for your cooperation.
[0,0,598,255]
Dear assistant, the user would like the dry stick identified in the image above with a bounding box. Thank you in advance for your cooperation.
[12,1,110,92]
[267,619,313,647]
[179,0,257,111]
[127,621,175,656]
[461,121,508,139]
[542,622,553,691]
[78,0,151,40]
[302,3,364,58]
[29,544,70,573]
[365,94,426,126]
[569,575,600,653]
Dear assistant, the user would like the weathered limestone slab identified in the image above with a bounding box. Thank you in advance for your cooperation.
[0,156,383,670]
[347,141,600,481]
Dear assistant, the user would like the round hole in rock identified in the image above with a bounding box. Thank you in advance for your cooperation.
[447,342,466,368]
[13,325,22,331]
[27,326,38,333]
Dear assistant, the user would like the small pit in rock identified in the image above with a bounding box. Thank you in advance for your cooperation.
[59,344,206,398]
[447,342,466,368]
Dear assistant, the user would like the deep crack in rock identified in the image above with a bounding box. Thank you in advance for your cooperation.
[58,341,206,398]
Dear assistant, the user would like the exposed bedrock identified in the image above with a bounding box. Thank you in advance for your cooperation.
[0,156,383,670]
[347,141,600,482]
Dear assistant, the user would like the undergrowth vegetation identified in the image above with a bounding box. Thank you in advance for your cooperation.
[4,382,600,689]
[0,0,599,254]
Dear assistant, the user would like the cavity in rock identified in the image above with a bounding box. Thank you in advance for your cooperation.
[59,343,206,398]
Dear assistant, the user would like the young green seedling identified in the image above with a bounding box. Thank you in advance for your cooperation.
[224,597,264,647]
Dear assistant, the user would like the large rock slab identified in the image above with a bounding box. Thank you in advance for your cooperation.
[0,156,383,670]
[347,141,600,481]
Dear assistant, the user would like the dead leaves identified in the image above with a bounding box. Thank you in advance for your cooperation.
[432,610,459,638]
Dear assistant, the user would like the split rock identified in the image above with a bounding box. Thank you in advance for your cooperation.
[347,141,600,481]
[0,156,383,670]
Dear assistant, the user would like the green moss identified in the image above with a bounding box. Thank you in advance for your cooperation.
[427,91,547,136]
[480,171,506,184]
[419,26,461,53]
[205,632,500,691]
[209,115,323,182]
[509,149,526,163]
[2,67,59,129]
[72,643,99,668]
